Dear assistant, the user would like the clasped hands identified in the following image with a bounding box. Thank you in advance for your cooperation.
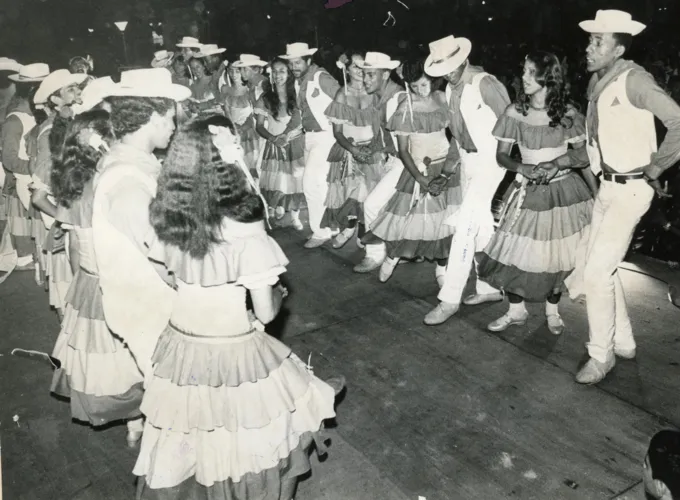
[520,162,560,185]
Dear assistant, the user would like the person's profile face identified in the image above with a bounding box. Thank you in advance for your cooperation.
[348,55,364,83]
[585,33,622,73]
[522,60,542,96]
[152,107,177,150]
[59,83,83,106]
[363,68,384,94]
[444,63,466,85]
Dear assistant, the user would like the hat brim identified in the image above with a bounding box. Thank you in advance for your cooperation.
[357,60,400,71]
[424,38,471,77]
[109,84,191,102]
[232,60,267,68]
[8,74,47,82]
[176,43,202,48]
[579,19,646,36]
[279,48,318,60]
[195,49,227,57]
[151,57,174,68]
[34,73,89,104]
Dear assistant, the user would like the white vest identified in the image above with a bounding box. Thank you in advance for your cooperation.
[589,68,657,173]
[299,70,334,132]
[446,72,500,163]
[6,111,36,161]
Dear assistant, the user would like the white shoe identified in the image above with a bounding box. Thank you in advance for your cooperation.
[463,291,504,306]
[353,257,383,273]
[423,302,459,325]
[378,257,399,283]
[614,346,636,359]
[575,356,615,385]
[436,275,446,288]
[291,218,304,231]
[488,311,529,332]
[547,314,565,335]
[275,206,285,220]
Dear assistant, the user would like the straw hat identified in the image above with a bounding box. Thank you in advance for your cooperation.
[579,10,646,36]
[34,70,89,105]
[176,36,202,48]
[424,35,472,77]
[8,63,50,82]
[72,76,117,115]
[357,52,400,71]
[232,54,267,68]
[0,58,22,73]
[280,42,318,59]
[151,50,175,68]
[109,68,191,101]
[196,44,226,57]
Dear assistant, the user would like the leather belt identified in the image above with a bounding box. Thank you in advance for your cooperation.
[601,172,645,184]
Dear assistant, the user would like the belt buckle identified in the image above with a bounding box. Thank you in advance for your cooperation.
[613,174,627,184]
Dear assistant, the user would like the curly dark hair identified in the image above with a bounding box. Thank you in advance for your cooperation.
[648,430,680,498]
[515,51,571,128]
[149,114,265,259]
[105,96,175,138]
[51,109,115,208]
[401,57,443,90]
[261,58,297,119]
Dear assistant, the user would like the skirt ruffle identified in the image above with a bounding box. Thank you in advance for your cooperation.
[50,269,144,424]
[133,325,337,489]
[259,137,305,211]
[477,173,594,301]
[46,248,73,311]
[6,194,32,237]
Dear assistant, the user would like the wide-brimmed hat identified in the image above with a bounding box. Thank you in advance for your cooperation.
[176,36,202,48]
[232,54,267,68]
[280,43,318,60]
[34,69,89,104]
[8,63,50,82]
[151,50,175,68]
[196,44,226,57]
[579,10,646,36]
[72,76,117,114]
[424,35,472,77]
[109,68,191,101]
[0,58,22,73]
[357,52,400,71]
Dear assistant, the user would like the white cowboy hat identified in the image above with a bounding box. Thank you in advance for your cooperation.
[357,52,400,71]
[195,44,226,57]
[280,42,318,60]
[72,76,117,114]
[109,68,191,101]
[0,58,22,73]
[579,10,646,36]
[151,50,175,68]
[176,36,202,48]
[232,54,267,68]
[8,63,50,82]
[34,69,89,105]
[424,35,472,77]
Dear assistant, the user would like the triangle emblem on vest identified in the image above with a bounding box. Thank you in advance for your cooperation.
[611,97,621,106]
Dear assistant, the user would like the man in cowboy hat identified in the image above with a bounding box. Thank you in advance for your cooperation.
[281,42,341,248]
[151,50,174,69]
[1,63,50,271]
[421,35,511,326]
[92,68,190,409]
[233,54,267,101]
[534,10,680,384]
[0,58,22,124]
[352,52,406,273]
[176,36,202,62]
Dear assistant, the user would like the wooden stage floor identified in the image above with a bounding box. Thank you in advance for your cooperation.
[1,219,679,500]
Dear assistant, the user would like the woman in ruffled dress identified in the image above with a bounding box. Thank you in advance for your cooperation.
[364,58,462,284]
[222,62,262,179]
[49,109,145,445]
[254,58,305,230]
[134,115,342,500]
[321,50,388,249]
[476,51,596,334]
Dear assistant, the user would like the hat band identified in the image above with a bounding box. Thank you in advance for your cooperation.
[431,46,461,64]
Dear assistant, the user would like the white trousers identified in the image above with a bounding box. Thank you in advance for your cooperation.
[303,131,336,239]
[582,179,653,363]
[363,156,404,259]
[438,153,506,304]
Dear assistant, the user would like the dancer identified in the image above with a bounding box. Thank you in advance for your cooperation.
[366,58,462,283]
[644,430,680,500]
[91,68,190,385]
[281,42,341,248]
[321,50,387,249]
[352,52,406,273]
[50,107,146,445]
[475,52,595,334]
[29,69,87,316]
[2,64,49,274]
[254,58,305,229]
[233,54,269,178]
[223,59,262,179]
[421,35,512,325]
[134,115,341,500]
[539,10,680,384]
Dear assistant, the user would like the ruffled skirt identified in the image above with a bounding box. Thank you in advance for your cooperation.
[364,159,462,260]
[235,120,263,179]
[45,225,72,310]
[133,323,337,499]
[259,135,305,211]
[321,144,387,231]
[6,193,31,237]
[477,172,594,301]
[50,269,144,425]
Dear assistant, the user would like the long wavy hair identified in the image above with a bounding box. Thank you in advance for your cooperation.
[515,51,571,128]
[261,58,296,119]
[149,114,265,259]
[51,109,115,208]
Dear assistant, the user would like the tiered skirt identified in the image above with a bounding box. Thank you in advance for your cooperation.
[259,135,305,212]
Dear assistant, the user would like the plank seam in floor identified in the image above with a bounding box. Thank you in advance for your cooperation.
[609,479,643,499]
